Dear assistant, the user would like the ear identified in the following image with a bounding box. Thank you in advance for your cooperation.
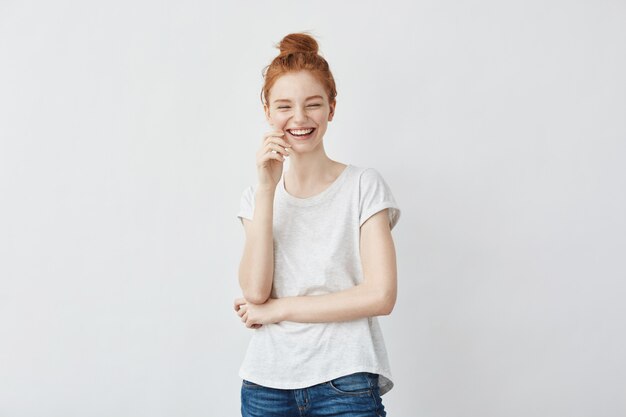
[264,103,272,123]
[328,100,336,122]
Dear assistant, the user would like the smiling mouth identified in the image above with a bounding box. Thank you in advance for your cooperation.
[287,128,316,139]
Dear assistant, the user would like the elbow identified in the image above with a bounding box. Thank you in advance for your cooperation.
[379,301,395,316]
[241,283,271,304]
[243,291,270,305]
[378,291,396,316]
[239,271,272,304]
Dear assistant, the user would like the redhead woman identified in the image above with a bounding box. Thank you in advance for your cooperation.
[234,32,401,417]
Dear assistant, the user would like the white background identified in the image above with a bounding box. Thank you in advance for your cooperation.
[1,1,625,416]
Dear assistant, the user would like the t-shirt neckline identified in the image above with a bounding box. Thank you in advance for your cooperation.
[278,164,352,207]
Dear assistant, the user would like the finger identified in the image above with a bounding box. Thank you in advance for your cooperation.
[235,305,248,317]
[264,136,291,151]
[263,130,290,144]
[264,143,290,156]
[234,298,246,311]
[259,150,285,163]
[262,130,285,144]
[257,140,288,155]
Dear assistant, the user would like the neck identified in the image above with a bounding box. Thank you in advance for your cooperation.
[285,144,340,190]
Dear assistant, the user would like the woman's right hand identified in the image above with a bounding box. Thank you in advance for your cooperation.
[256,127,291,190]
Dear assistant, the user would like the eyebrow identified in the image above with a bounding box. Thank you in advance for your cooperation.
[272,95,324,104]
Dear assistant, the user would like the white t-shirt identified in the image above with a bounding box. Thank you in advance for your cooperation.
[236,163,401,395]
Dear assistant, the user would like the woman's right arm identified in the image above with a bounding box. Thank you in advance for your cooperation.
[238,186,276,304]
[238,127,291,304]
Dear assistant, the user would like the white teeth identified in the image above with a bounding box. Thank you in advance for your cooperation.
[289,128,314,135]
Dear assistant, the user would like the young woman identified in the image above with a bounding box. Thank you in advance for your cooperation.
[234,32,401,417]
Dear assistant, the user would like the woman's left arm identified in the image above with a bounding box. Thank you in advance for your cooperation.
[235,209,397,327]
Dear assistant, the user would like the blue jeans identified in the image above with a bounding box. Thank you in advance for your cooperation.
[241,371,387,417]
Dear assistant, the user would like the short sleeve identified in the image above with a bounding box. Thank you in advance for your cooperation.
[236,185,255,226]
[359,168,401,230]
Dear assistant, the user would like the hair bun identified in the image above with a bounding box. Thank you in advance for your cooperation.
[261,31,337,107]
[277,32,319,56]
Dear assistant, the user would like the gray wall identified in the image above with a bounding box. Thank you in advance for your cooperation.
[1,0,624,416]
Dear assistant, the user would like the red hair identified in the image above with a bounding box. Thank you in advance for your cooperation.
[260,32,337,109]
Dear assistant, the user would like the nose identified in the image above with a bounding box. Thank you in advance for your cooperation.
[293,105,308,123]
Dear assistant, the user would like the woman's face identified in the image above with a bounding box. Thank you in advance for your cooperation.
[265,70,335,153]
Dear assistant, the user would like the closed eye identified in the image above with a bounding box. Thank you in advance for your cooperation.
[277,104,322,109]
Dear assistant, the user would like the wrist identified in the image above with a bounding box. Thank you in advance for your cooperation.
[277,297,291,322]
[256,184,277,195]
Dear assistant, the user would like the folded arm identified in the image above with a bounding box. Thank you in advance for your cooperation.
[278,283,387,323]
[279,208,398,323]
[235,209,398,327]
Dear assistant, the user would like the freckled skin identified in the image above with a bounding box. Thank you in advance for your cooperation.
[264,70,335,159]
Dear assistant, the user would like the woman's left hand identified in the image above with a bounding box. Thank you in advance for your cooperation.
[234,297,285,329]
